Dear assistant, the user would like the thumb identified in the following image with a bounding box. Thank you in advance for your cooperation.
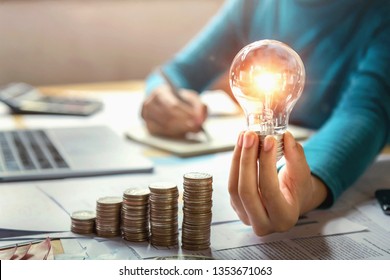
[258,135,282,204]
[283,131,310,175]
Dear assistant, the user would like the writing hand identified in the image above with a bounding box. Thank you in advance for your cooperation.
[141,85,207,138]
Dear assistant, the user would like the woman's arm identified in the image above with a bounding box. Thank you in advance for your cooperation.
[145,0,255,94]
[303,21,390,206]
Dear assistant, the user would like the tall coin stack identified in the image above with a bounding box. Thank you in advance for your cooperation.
[95,196,122,238]
[149,182,179,247]
[121,188,150,242]
[182,172,213,251]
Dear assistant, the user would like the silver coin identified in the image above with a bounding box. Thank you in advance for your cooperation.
[183,172,212,180]
[123,188,150,197]
[149,182,177,191]
[97,196,123,205]
[71,210,96,221]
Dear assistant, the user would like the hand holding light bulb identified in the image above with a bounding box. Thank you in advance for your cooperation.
[228,40,328,236]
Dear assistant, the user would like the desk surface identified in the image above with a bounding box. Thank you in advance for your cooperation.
[0,81,390,259]
[39,81,390,154]
[39,80,145,94]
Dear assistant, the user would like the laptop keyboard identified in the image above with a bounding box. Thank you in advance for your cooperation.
[0,130,69,172]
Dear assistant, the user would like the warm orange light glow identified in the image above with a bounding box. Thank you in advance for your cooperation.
[254,72,280,94]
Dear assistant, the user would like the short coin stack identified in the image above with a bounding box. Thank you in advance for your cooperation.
[121,188,150,242]
[70,210,96,234]
[95,196,122,238]
[182,172,213,251]
[149,182,179,247]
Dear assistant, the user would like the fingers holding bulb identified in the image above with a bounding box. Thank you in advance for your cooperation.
[228,131,251,224]
[258,135,299,232]
[228,131,308,235]
[228,131,271,233]
[238,131,274,235]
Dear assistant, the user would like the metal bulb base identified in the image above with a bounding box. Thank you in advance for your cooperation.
[257,133,284,162]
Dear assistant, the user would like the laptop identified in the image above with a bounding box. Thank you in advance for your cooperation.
[0,125,153,182]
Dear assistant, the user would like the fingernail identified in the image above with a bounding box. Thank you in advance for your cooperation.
[237,132,244,147]
[263,136,274,152]
[243,133,255,148]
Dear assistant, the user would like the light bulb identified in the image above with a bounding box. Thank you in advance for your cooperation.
[229,39,305,161]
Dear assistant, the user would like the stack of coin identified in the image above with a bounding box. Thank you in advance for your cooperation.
[70,210,96,234]
[182,172,213,251]
[149,182,179,247]
[95,196,122,238]
[121,188,150,242]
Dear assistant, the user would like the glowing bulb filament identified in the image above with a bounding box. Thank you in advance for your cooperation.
[254,72,280,95]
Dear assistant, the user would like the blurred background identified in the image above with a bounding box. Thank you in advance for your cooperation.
[0,0,224,86]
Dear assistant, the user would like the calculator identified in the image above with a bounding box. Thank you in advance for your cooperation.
[0,83,103,116]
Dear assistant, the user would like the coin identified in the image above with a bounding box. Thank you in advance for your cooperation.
[71,210,96,221]
[97,196,123,205]
[183,172,213,180]
[149,182,178,192]
[123,188,150,197]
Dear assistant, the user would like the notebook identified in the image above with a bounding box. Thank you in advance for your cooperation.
[126,116,313,157]
[0,125,153,182]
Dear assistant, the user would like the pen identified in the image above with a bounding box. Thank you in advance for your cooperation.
[158,67,211,141]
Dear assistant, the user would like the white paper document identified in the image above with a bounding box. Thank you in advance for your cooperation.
[0,184,71,233]
[210,212,367,251]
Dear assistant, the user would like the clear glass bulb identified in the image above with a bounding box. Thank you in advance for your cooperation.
[229,39,305,160]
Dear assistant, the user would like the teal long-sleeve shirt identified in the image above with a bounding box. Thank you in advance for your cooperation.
[145,0,390,205]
